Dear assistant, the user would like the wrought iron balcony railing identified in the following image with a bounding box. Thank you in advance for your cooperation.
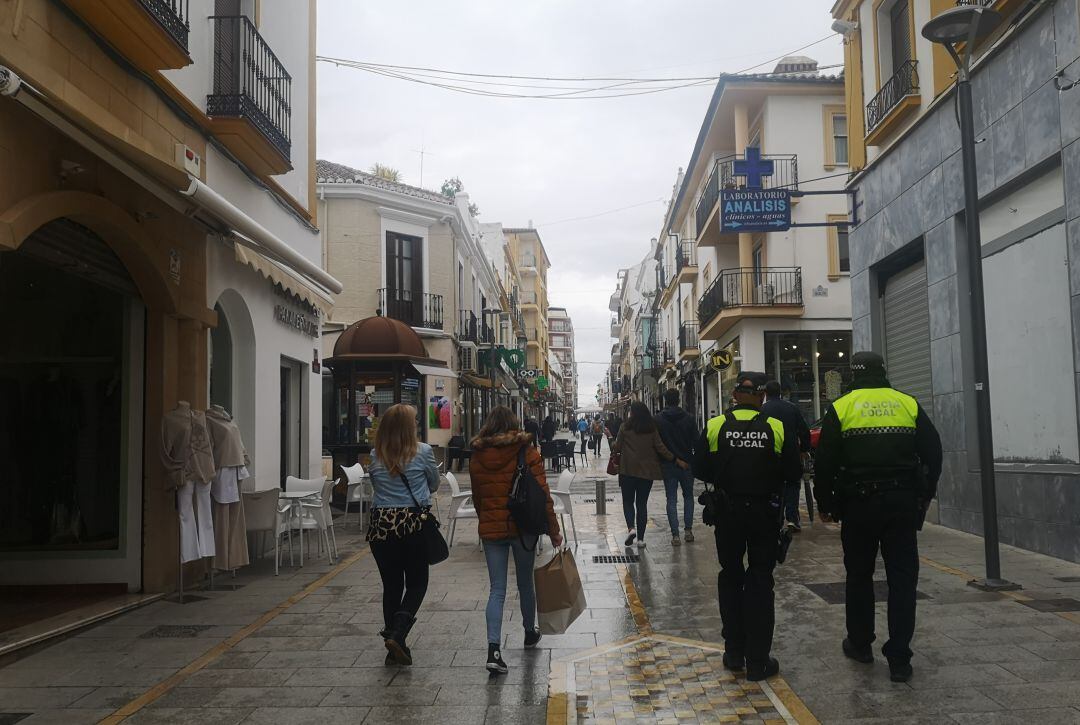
[698,267,803,323]
[866,60,919,134]
[676,241,697,273]
[656,262,668,291]
[141,0,190,50]
[458,310,494,344]
[208,15,292,162]
[695,154,798,236]
[378,289,444,329]
[679,322,699,352]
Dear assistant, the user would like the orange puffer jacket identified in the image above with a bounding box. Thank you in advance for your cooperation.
[468,431,561,541]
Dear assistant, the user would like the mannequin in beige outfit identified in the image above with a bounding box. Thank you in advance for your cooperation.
[161,401,216,563]
[206,404,250,571]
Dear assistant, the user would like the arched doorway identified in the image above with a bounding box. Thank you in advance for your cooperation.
[0,218,145,594]
[210,289,257,471]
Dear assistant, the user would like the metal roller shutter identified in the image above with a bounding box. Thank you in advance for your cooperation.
[882,259,932,411]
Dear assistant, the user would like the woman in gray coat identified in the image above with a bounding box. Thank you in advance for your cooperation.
[612,402,687,547]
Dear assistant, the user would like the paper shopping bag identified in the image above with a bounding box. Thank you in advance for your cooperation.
[534,547,587,634]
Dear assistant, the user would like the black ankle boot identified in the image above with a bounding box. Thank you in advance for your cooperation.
[385,610,416,666]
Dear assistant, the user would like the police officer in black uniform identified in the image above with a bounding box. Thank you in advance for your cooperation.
[814,352,943,683]
[693,372,801,681]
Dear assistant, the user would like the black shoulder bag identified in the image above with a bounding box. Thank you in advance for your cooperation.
[400,473,449,565]
[507,445,549,550]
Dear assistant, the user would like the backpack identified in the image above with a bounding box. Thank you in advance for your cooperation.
[591,419,604,436]
[507,445,549,549]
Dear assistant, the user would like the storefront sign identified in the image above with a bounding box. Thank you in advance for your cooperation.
[273,285,320,338]
[720,189,791,232]
[711,350,734,371]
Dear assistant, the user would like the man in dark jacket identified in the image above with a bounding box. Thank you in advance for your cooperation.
[523,416,540,448]
[655,389,699,545]
[762,381,812,530]
[541,415,556,443]
[814,352,942,683]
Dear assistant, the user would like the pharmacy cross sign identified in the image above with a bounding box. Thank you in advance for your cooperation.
[733,147,774,190]
[721,146,792,234]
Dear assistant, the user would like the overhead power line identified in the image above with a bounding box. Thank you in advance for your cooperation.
[316,33,840,100]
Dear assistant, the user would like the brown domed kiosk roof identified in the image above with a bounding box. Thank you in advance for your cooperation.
[329,315,439,363]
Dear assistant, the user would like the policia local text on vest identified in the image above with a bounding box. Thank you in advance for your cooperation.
[692,372,801,682]
[813,352,943,683]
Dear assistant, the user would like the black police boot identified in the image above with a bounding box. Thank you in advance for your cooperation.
[385,610,416,666]
[842,638,874,664]
[722,650,745,671]
[888,658,913,683]
[745,657,780,681]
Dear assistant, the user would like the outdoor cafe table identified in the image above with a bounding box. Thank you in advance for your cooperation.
[279,489,321,566]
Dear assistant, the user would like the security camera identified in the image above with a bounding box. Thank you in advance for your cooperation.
[831,19,859,36]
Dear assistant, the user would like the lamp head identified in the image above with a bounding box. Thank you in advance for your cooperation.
[922,6,1001,47]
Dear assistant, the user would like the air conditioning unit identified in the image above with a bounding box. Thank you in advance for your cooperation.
[458,346,476,373]
[755,283,776,304]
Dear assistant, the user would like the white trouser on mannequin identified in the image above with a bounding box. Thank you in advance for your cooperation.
[178,480,216,563]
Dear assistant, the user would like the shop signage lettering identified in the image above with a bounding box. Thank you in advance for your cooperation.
[720,189,791,232]
[711,350,734,371]
[272,285,320,338]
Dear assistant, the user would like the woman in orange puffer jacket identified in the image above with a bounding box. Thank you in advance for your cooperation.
[469,406,562,675]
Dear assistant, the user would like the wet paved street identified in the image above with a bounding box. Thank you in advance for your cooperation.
[3,445,1080,723]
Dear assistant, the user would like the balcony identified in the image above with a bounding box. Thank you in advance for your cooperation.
[679,322,699,358]
[458,310,493,345]
[63,0,191,72]
[609,289,622,312]
[208,15,292,176]
[676,241,698,282]
[661,341,675,366]
[521,291,539,308]
[378,289,444,330]
[698,267,804,341]
[865,60,920,146]
[656,262,669,292]
[610,316,621,338]
[695,154,798,247]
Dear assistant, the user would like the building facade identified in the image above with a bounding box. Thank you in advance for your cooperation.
[662,59,853,425]
[548,307,578,421]
[505,227,554,417]
[833,0,1080,561]
[317,160,515,450]
[0,0,332,608]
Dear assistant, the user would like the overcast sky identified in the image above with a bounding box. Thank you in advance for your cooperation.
[317,1,844,407]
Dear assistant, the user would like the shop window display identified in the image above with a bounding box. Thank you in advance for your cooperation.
[765,331,852,422]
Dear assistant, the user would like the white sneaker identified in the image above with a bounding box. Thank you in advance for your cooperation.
[624,530,636,546]
[636,539,646,548]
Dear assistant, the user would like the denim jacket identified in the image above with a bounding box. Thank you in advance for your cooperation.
[369,443,440,508]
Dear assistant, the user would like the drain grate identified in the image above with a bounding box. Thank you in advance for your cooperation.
[1018,597,1080,612]
[804,581,930,605]
[593,554,639,564]
[583,498,615,503]
[139,624,214,639]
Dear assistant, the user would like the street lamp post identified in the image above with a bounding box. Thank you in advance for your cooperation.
[922,5,1018,591]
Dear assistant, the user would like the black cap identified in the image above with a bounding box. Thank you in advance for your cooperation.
[733,371,768,395]
[850,351,886,374]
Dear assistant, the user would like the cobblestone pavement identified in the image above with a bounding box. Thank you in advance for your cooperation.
[2,443,1080,723]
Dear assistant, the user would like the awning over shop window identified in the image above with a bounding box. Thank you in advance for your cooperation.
[234,239,334,316]
[410,363,457,378]
[462,373,511,394]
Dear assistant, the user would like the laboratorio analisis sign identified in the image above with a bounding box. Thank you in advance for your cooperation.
[720,189,791,233]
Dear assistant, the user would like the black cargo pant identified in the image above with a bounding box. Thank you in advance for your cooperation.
[840,489,921,663]
[713,494,781,667]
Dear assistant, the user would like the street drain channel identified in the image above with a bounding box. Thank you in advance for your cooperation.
[583,498,614,503]
[139,624,215,639]
[594,555,639,564]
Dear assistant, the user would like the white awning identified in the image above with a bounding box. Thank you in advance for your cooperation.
[233,240,334,315]
[410,363,458,379]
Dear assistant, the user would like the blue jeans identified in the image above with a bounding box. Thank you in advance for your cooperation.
[619,475,653,537]
[483,537,537,645]
[662,463,696,535]
[784,481,801,525]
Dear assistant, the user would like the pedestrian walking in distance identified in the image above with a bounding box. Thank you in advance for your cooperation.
[576,416,589,457]
[541,414,557,443]
[523,416,540,448]
[366,404,441,666]
[590,415,605,455]
[655,388,699,546]
[761,381,812,531]
[692,372,801,681]
[814,352,942,683]
[469,406,563,674]
[613,402,681,549]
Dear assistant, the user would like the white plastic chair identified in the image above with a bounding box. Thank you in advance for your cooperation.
[243,490,292,576]
[341,462,369,529]
[445,471,477,546]
[284,476,331,566]
[550,469,578,543]
[300,478,339,563]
